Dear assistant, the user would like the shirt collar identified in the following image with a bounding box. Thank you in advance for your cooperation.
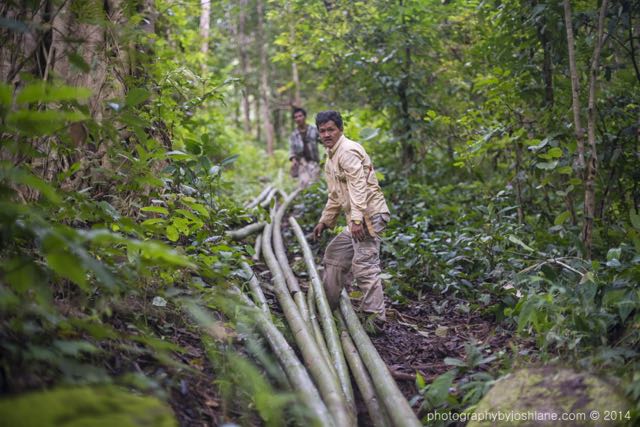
[327,134,345,159]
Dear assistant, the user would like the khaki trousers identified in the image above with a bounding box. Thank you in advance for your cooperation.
[298,159,320,188]
[322,213,390,319]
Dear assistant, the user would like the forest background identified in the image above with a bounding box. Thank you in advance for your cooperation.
[0,0,639,425]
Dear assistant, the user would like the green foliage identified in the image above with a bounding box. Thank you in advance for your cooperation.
[0,385,177,427]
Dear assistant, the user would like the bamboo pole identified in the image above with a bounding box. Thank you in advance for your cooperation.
[240,261,270,316]
[227,222,266,240]
[261,221,352,427]
[252,234,262,262]
[272,189,310,324]
[260,187,278,208]
[245,185,273,209]
[289,216,355,411]
[339,291,421,427]
[338,315,392,427]
[307,284,336,375]
[232,287,334,427]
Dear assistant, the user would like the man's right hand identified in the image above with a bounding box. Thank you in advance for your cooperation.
[313,222,327,240]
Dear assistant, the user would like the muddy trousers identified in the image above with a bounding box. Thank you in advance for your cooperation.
[322,213,390,320]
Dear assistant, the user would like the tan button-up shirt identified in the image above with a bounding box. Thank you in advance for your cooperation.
[319,135,390,228]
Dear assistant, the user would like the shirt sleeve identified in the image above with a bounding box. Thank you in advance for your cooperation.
[319,190,341,228]
[340,148,368,222]
[289,134,297,160]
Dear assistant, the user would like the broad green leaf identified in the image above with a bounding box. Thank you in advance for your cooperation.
[444,357,466,367]
[141,206,169,215]
[554,210,571,226]
[17,83,91,103]
[46,251,87,289]
[68,52,91,72]
[415,371,426,390]
[0,83,12,107]
[184,138,202,155]
[630,209,640,230]
[557,165,573,175]
[508,235,534,252]
[1,165,61,203]
[220,154,239,166]
[425,370,456,408]
[606,247,621,261]
[125,87,150,107]
[166,225,179,242]
[186,202,210,218]
[535,160,558,170]
[141,218,166,226]
[7,110,87,135]
[544,147,562,158]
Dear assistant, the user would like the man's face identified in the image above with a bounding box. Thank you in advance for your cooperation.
[293,111,306,127]
[318,121,343,149]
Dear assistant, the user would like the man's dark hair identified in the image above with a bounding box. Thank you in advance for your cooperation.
[292,107,306,118]
[315,110,343,130]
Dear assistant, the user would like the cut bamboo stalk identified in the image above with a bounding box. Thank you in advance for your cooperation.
[245,184,273,209]
[307,284,335,375]
[232,286,334,427]
[338,315,392,427]
[272,189,310,324]
[289,216,355,411]
[240,261,270,316]
[252,234,262,262]
[260,187,278,208]
[261,221,352,427]
[339,291,421,427]
[227,222,266,240]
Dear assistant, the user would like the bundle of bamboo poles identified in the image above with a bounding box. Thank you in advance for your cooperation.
[228,186,422,427]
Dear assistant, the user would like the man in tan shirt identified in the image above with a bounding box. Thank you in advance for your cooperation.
[312,110,391,323]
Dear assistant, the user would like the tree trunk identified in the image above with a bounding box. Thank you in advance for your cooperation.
[582,0,609,258]
[288,0,302,107]
[398,2,414,168]
[291,61,302,107]
[199,0,210,55]
[563,0,586,169]
[256,0,275,156]
[237,0,251,135]
[535,0,554,106]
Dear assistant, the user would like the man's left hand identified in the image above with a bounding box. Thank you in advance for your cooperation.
[350,221,366,241]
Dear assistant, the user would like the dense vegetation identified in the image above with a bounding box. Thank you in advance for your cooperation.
[1,0,638,425]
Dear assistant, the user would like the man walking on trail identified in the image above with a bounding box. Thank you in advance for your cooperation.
[312,110,391,327]
[289,107,320,188]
